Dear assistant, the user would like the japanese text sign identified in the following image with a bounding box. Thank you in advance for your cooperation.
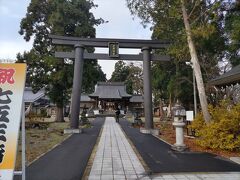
[0,64,26,180]
[108,42,119,58]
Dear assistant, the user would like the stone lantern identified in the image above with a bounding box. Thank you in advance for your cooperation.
[171,100,188,151]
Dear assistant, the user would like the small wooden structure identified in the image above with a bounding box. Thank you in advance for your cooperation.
[208,64,240,86]
[89,82,143,112]
[23,87,51,115]
[208,64,240,104]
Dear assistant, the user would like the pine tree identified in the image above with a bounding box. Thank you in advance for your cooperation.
[126,0,229,123]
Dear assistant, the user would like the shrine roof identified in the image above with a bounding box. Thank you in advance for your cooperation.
[23,87,45,103]
[208,64,240,86]
[130,94,144,103]
[89,82,131,99]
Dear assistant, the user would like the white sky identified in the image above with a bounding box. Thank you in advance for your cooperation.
[0,0,152,79]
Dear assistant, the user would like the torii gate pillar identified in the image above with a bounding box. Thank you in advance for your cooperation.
[69,44,84,132]
[142,47,153,129]
[141,47,159,135]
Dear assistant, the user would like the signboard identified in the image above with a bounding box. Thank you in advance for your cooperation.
[0,64,26,180]
[186,111,194,121]
[108,42,119,58]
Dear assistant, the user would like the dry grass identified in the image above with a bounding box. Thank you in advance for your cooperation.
[15,122,69,170]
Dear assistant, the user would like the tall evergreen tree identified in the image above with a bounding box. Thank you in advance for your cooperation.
[17,0,106,122]
[126,0,228,123]
[110,61,143,94]
[225,1,240,66]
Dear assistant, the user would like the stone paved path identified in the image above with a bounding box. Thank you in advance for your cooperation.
[88,117,240,180]
[88,117,149,180]
[151,172,240,180]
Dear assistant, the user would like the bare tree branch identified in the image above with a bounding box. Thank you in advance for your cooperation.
[188,0,201,19]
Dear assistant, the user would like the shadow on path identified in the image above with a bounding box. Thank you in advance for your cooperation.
[14,117,105,180]
[120,119,240,174]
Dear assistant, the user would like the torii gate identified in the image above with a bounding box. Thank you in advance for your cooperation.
[49,35,170,134]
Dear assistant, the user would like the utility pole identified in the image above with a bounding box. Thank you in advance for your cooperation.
[186,61,197,117]
[193,70,197,117]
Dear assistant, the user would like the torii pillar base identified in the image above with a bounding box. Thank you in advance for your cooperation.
[140,128,159,136]
[64,128,82,134]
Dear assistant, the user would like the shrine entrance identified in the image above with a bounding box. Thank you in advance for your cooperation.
[50,35,170,133]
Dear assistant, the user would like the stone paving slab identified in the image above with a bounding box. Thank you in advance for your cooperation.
[230,157,240,165]
[151,172,240,180]
[88,117,148,180]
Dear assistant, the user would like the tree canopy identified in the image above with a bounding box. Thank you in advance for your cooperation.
[110,61,143,94]
[126,0,240,122]
[17,0,106,121]
[224,1,240,66]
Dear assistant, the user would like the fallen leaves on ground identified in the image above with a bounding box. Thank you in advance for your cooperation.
[154,121,240,158]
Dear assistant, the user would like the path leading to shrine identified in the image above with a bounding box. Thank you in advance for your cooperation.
[89,117,240,179]
[14,118,105,180]
[88,117,148,179]
[120,119,240,174]
[14,117,240,180]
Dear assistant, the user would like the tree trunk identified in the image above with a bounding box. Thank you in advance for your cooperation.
[55,106,64,122]
[159,99,165,121]
[181,0,211,124]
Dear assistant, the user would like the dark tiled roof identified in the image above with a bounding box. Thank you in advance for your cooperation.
[80,93,95,102]
[89,82,132,99]
[208,64,240,86]
[23,87,45,103]
[24,88,93,103]
[130,95,144,103]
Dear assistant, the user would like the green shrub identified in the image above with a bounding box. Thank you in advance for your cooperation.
[189,101,240,151]
[40,108,48,117]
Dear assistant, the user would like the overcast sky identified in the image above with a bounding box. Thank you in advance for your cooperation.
[0,0,152,79]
